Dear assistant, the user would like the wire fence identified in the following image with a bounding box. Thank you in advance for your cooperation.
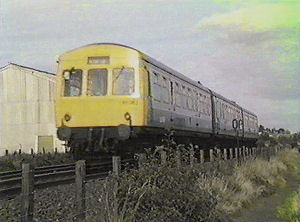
[0,145,286,221]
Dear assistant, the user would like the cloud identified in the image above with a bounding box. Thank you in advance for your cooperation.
[196,3,300,46]
[198,3,300,32]
[193,1,300,131]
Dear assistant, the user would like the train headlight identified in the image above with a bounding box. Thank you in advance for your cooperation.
[64,114,71,122]
[124,112,131,121]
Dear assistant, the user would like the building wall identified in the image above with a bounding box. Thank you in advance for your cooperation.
[0,64,63,155]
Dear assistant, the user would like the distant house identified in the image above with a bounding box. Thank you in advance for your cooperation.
[0,63,63,155]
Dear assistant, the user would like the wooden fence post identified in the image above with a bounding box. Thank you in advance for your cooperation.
[217,149,221,160]
[161,151,167,166]
[75,160,86,221]
[190,146,195,166]
[113,156,121,176]
[210,149,214,162]
[21,163,34,222]
[200,150,204,164]
[176,150,181,168]
[137,153,146,169]
[223,149,227,160]
[242,146,246,160]
[239,148,242,160]
[259,147,262,157]
[229,148,233,159]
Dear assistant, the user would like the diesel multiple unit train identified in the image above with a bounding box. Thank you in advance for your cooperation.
[56,43,258,153]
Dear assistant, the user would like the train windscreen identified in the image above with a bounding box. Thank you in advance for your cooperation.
[112,68,135,95]
[87,69,108,96]
[63,69,82,97]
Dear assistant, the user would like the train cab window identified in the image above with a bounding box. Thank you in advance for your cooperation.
[112,68,135,95]
[63,69,82,97]
[87,69,107,96]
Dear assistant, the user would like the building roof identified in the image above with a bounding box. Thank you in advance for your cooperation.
[0,63,55,76]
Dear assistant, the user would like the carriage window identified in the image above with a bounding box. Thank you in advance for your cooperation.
[181,86,187,109]
[64,69,82,97]
[187,88,193,110]
[175,82,181,107]
[194,91,198,112]
[112,68,135,95]
[87,69,107,96]
[151,72,161,101]
[161,76,170,103]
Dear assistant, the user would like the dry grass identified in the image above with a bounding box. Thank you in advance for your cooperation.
[82,147,299,221]
[197,148,300,215]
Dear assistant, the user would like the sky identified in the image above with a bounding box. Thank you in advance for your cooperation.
[0,0,299,132]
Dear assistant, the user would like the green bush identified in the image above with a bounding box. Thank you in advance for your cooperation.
[276,189,300,222]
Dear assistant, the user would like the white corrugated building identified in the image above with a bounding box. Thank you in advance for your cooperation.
[0,63,63,155]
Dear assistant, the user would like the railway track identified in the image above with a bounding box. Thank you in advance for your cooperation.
[0,158,137,200]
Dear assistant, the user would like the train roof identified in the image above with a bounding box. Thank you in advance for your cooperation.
[62,43,257,118]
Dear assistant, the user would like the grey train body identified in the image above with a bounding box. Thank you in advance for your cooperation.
[141,56,258,144]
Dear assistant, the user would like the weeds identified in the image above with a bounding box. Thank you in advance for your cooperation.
[0,152,74,172]
[276,188,300,222]
[84,147,300,221]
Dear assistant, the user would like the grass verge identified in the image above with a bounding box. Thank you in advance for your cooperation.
[276,188,300,222]
[83,148,300,221]
[276,154,300,222]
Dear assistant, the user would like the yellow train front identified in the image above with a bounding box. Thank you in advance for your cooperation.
[56,43,149,153]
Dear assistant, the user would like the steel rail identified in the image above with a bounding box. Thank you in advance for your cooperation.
[0,159,135,200]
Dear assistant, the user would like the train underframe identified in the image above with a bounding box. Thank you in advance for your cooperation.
[57,125,257,159]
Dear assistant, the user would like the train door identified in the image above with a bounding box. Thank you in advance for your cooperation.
[208,91,217,135]
[215,99,221,133]
[241,109,245,138]
[170,81,175,111]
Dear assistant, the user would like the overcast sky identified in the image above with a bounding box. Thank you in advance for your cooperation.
[1,0,299,132]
